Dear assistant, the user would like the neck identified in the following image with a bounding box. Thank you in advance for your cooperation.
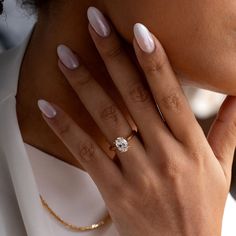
[16,1,129,168]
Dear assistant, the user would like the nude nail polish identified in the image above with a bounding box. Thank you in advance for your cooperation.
[57,44,79,70]
[134,23,155,53]
[38,100,57,118]
[87,7,111,37]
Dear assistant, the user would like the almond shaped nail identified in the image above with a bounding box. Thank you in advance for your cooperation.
[134,23,155,53]
[57,44,79,70]
[87,7,111,37]
[38,100,57,118]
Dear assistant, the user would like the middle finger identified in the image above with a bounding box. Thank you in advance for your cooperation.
[87,7,171,147]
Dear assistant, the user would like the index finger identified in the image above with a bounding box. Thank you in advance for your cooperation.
[133,23,205,145]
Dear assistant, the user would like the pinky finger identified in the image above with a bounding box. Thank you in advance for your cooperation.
[37,99,124,200]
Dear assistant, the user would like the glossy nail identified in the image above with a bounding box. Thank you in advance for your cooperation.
[134,23,155,53]
[38,100,57,118]
[57,44,79,70]
[87,6,111,37]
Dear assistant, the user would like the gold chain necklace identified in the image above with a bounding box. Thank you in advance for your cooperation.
[40,195,111,231]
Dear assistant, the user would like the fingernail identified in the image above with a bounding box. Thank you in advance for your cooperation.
[87,7,111,37]
[38,100,57,119]
[57,44,79,70]
[134,23,155,53]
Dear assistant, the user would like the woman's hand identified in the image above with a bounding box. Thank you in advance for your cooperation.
[38,7,236,236]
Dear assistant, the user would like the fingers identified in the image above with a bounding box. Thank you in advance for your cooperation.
[87,7,170,146]
[208,96,236,184]
[57,45,147,174]
[133,23,205,145]
[37,100,124,199]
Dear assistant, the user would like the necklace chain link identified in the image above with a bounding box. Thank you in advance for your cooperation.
[40,195,110,232]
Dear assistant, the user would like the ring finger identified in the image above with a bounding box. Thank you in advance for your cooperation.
[56,47,146,173]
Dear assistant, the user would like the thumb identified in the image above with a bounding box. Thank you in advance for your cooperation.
[208,96,236,181]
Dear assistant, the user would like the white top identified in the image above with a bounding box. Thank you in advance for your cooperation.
[25,144,117,236]
[0,25,235,236]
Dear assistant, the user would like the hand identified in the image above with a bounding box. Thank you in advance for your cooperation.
[38,7,236,236]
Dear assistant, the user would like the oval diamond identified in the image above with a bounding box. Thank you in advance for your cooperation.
[114,137,129,152]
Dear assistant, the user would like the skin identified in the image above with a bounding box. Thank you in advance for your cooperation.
[17,0,236,167]
[40,14,236,235]
[104,0,236,94]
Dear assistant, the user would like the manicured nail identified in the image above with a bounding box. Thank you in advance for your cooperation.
[87,7,111,37]
[134,23,155,53]
[57,44,79,70]
[38,100,57,118]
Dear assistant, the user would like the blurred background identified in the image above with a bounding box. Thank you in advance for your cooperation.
[0,0,236,235]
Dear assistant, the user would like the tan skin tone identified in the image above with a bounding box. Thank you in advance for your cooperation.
[41,10,236,235]
[17,1,236,235]
[106,0,236,94]
[17,0,134,168]
[17,0,236,168]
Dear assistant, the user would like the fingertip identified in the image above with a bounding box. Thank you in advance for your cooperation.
[56,44,79,70]
[87,6,111,38]
[38,99,57,119]
[133,23,155,54]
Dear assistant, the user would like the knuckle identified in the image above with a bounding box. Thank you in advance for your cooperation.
[189,148,204,163]
[159,89,183,113]
[56,120,71,137]
[74,67,92,87]
[159,158,182,180]
[128,83,152,105]
[78,140,95,162]
[103,43,124,60]
[216,116,236,139]
[143,52,167,75]
[99,104,119,124]
[184,143,206,166]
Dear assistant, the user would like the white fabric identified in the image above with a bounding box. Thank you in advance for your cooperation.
[25,143,118,236]
[0,25,235,236]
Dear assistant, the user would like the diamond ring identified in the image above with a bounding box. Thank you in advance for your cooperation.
[109,130,137,153]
